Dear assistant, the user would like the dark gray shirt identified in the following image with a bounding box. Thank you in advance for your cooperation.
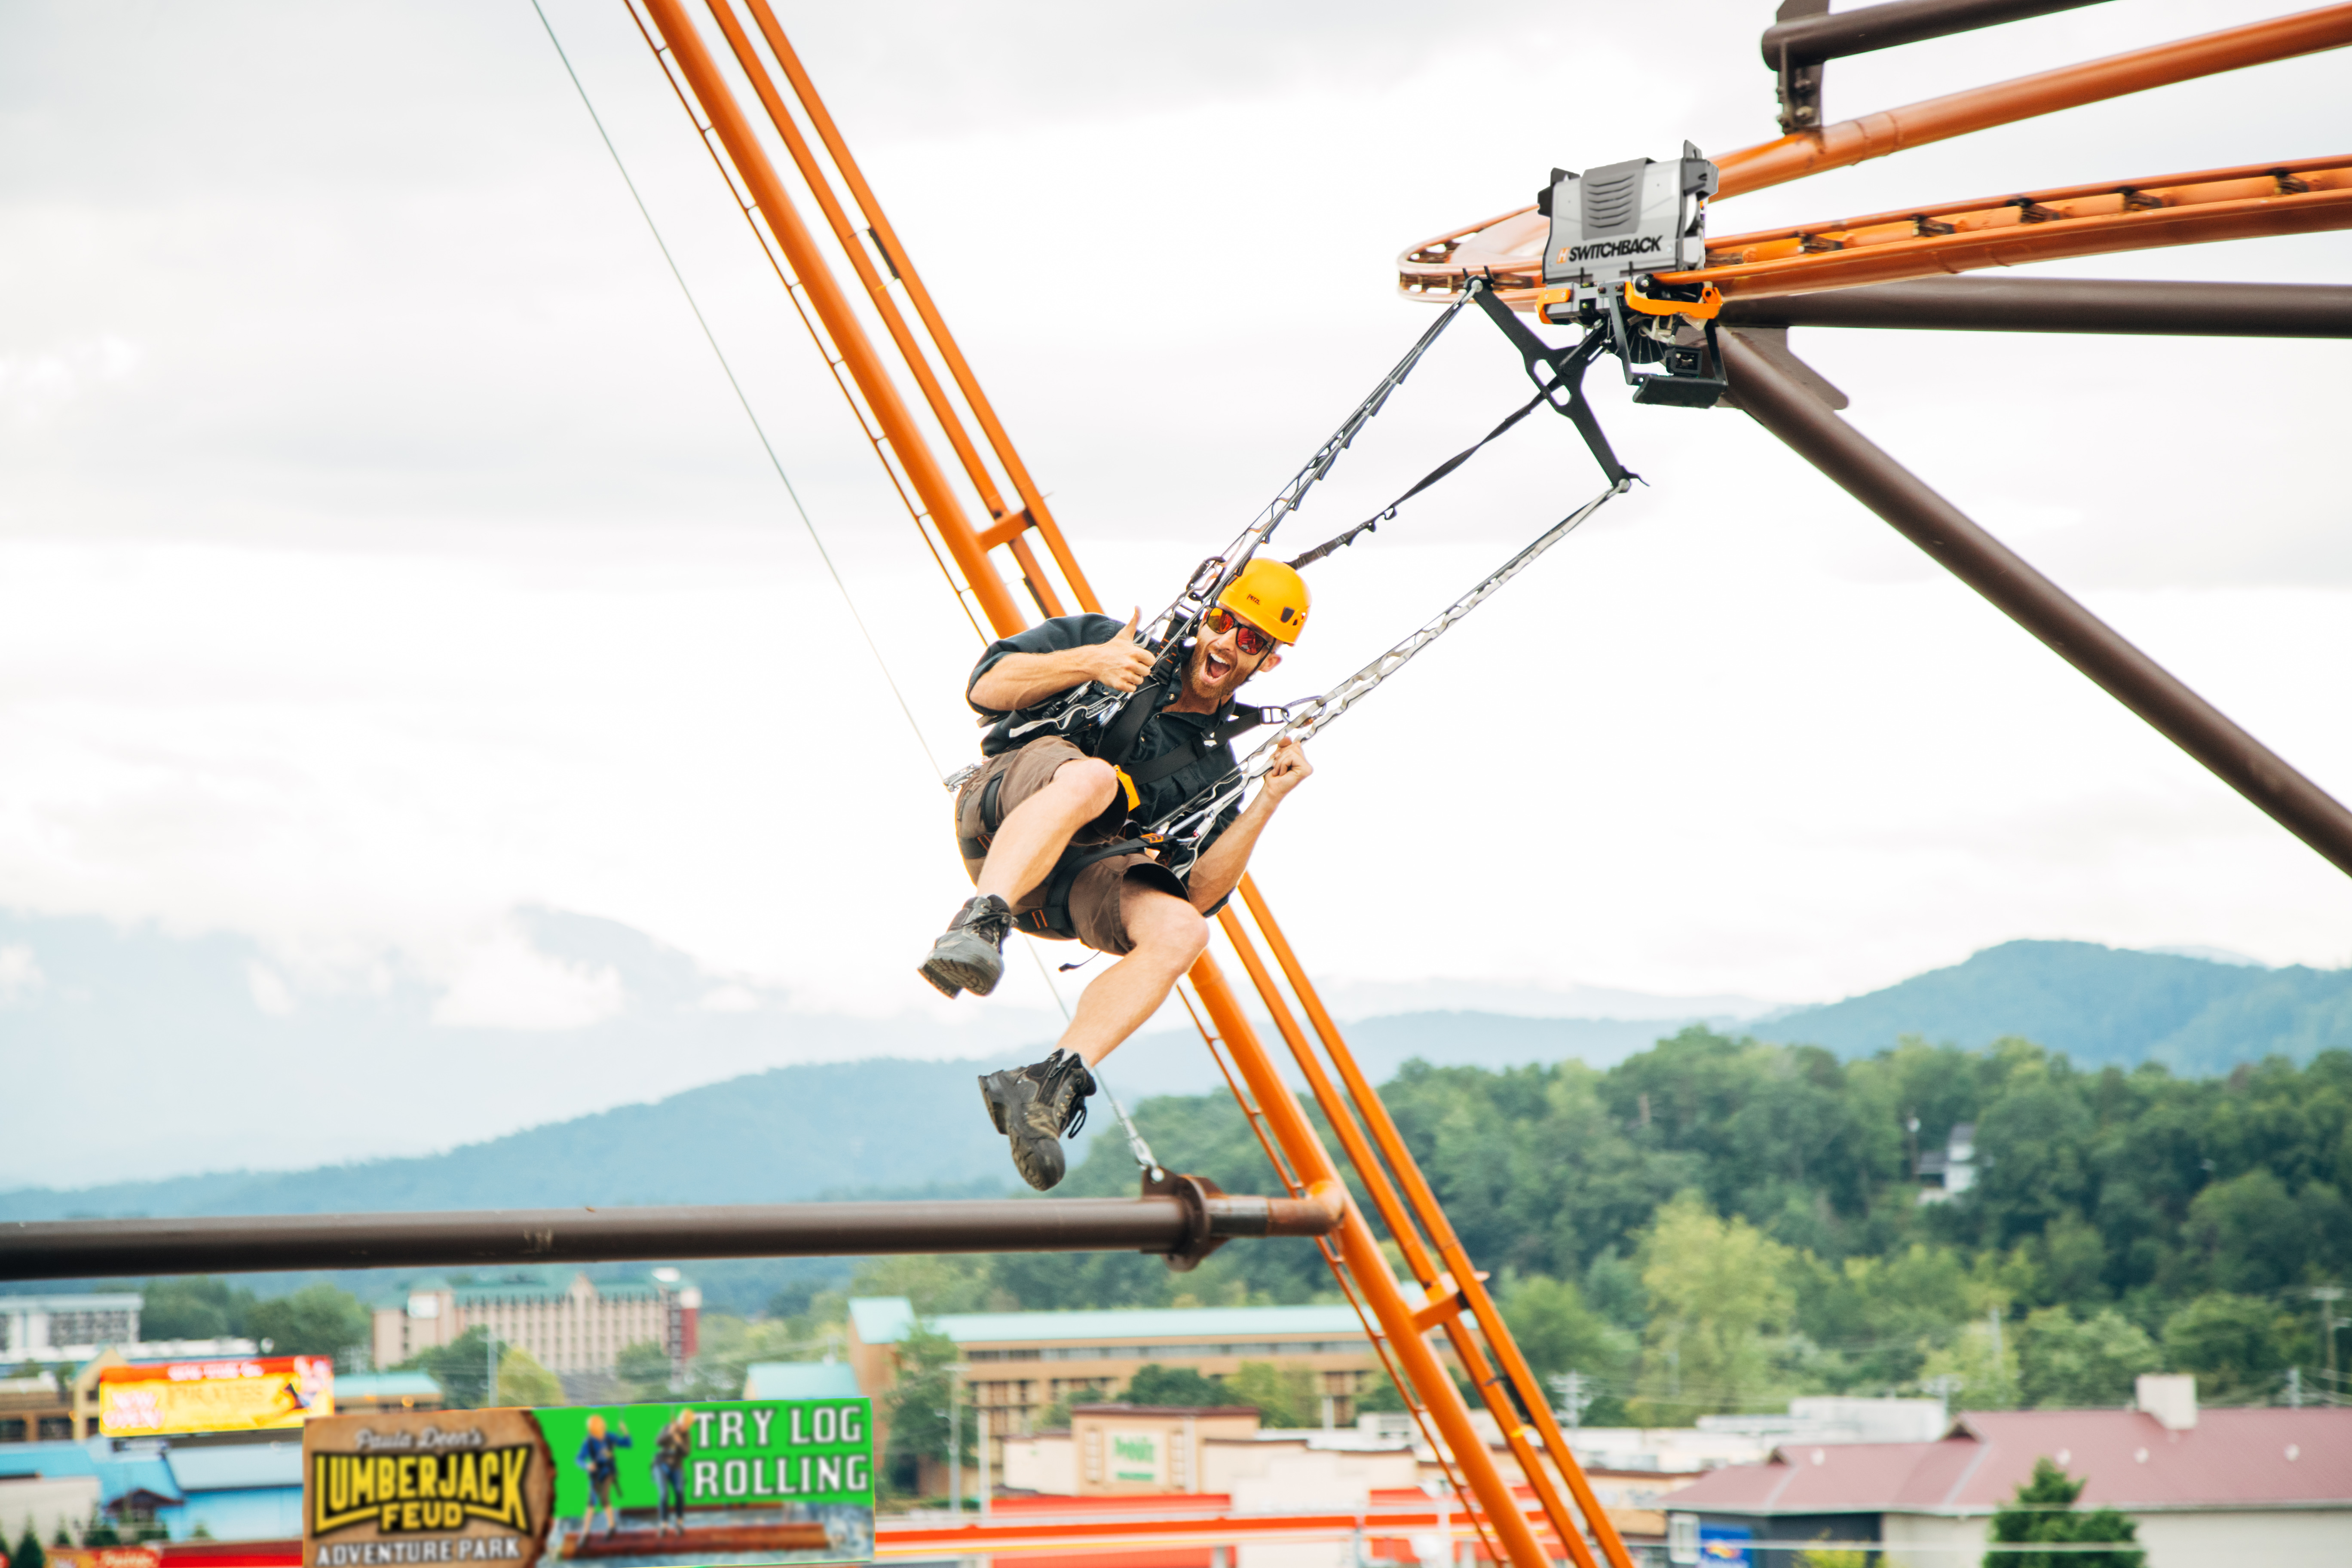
[968,613,1244,844]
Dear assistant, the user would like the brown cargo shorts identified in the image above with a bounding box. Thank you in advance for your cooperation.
[954,736,1188,956]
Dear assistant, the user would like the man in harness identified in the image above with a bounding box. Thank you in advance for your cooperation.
[919,560,1316,1190]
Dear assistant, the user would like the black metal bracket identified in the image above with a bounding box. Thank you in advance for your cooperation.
[1468,282,1632,487]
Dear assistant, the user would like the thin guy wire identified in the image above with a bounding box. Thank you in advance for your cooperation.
[531,0,947,779]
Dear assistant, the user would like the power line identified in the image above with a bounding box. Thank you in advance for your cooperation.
[529,0,944,780]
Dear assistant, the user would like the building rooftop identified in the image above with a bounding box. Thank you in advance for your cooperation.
[1669,1407,2352,1515]
[165,1443,303,1492]
[743,1362,862,1401]
[0,1439,183,1507]
[848,1297,1366,1347]
[333,1372,442,1399]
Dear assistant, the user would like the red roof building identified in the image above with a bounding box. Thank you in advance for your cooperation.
[1662,1379,2352,1568]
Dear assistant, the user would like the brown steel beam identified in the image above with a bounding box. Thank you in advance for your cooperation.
[0,1184,1343,1282]
[1762,0,2112,68]
[1718,2,2352,198]
[1718,329,2352,880]
[1720,276,2352,335]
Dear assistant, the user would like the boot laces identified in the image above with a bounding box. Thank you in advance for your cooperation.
[1039,1050,1094,1139]
[959,894,1013,944]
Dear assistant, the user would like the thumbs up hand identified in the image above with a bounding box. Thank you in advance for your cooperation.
[1083,608,1157,693]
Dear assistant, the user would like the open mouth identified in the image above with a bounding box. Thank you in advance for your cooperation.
[1204,652,1235,682]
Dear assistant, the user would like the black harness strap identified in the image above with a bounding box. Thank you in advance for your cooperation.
[1115,705,1282,790]
[957,769,1008,862]
[1286,389,1547,570]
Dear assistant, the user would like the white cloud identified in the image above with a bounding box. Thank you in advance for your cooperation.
[429,922,627,1032]
[245,959,296,1017]
[0,944,42,1003]
[0,0,2345,1070]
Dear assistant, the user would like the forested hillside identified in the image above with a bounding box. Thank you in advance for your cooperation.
[850,1030,2352,1418]
[1758,940,2352,1073]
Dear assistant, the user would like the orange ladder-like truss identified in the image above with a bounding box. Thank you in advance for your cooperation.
[625,1,1626,1563]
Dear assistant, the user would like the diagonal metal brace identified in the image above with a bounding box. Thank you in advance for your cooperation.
[1469,283,1632,486]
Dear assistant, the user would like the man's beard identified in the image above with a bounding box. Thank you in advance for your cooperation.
[1184,638,1252,704]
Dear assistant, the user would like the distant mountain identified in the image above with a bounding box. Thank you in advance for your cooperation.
[1755,939,2352,1074]
[0,1008,1694,1226]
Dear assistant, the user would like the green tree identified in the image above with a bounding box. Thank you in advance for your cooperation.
[1122,1365,1226,1406]
[849,1256,998,1316]
[1498,1273,1633,1424]
[407,1327,497,1408]
[881,1326,966,1497]
[15,1524,48,1568]
[1984,1456,2144,1568]
[495,1346,563,1407]
[1916,1317,2019,1410]
[679,1315,835,1402]
[615,1341,676,1401]
[2017,1307,2160,1408]
[2159,1293,2297,1403]
[1633,1192,1795,1420]
[141,1278,254,1341]
[245,1284,369,1360]
[2181,1170,2336,1295]
[1222,1362,1318,1428]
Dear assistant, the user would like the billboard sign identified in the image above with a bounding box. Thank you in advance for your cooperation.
[98,1356,334,1436]
[303,1399,871,1568]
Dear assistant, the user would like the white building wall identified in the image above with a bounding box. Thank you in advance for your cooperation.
[1000,1434,1075,1494]
[1881,1507,2352,1568]
[0,1476,103,1544]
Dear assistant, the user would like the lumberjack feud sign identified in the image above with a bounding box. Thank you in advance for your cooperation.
[303,1399,873,1568]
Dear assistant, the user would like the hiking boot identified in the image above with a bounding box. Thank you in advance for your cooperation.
[977,1048,1095,1191]
[920,894,1014,998]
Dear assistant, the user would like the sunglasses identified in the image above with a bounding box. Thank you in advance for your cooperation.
[1202,605,1274,657]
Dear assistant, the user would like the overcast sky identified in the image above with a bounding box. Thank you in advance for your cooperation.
[4,0,2349,1065]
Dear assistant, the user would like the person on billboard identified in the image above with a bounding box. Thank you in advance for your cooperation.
[576,1413,633,1537]
[652,1409,696,1536]
[918,565,1316,1193]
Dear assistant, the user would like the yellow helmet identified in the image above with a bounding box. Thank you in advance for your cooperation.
[1217,558,1311,644]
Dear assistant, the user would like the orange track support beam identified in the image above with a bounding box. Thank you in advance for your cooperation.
[1234,878,1637,1568]
[1714,1,2352,198]
[1186,951,1565,1568]
[733,0,1102,617]
[626,8,1605,1567]
[636,0,1024,635]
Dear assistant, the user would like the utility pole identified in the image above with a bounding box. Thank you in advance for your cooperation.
[947,1367,961,1514]
[1549,1371,1593,1433]
[2313,1287,2346,1388]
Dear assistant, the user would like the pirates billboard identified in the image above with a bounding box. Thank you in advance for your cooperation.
[303,1398,872,1568]
[98,1355,334,1436]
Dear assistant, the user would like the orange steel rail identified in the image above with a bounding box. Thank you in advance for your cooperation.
[1394,2,2352,301]
[1672,154,2352,300]
[873,1496,1576,1559]
[623,5,1632,1568]
[1713,0,2352,198]
[1400,154,2352,309]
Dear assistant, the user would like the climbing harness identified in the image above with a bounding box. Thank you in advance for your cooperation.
[1142,478,1629,873]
